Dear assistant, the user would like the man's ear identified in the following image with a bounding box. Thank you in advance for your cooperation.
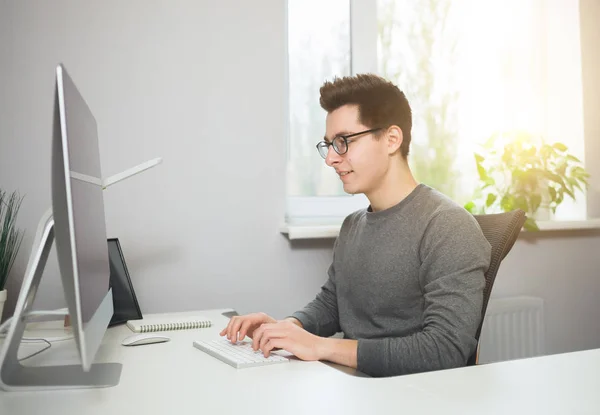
[386,126,403,155]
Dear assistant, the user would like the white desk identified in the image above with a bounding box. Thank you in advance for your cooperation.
[1,309,599,415]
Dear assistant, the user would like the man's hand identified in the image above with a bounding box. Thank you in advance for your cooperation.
[251,320,324,361]
[219,312,277,343]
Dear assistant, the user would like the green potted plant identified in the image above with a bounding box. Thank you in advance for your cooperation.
[464,131,590,231]
[0,189,25,321]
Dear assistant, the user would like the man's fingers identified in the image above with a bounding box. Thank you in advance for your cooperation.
[263,338,287,358]
[258,328,287,352]
[239,320,252,341]
[252,323,274,350]
[220,319,234,338]
[225,317,235,341]
[221,316,237,337]
[222,315,278,343]
[228,317,245,342]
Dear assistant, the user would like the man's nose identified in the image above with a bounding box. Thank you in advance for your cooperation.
[325,146,341,167]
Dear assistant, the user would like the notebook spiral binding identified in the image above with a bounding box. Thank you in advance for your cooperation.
[138,320,212,333]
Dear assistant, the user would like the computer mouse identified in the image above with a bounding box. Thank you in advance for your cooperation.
[122,333,171,346]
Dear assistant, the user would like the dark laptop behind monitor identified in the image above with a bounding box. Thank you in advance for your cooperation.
[107,238,143,326]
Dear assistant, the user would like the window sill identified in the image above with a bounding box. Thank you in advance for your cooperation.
[280,218,600,240]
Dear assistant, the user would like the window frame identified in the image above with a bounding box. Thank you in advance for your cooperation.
[285,0,377,223]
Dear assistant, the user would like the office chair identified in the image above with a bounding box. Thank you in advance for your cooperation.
[467,209,527,366]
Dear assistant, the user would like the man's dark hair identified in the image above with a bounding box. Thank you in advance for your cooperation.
[320,73,412,158]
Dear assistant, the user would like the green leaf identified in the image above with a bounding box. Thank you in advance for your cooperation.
[464,201,476,213]
[524,217,540,231]
[567,154,582,163]
[486,193,497,207]
[552,142,568,152]
[540,144,553,159]
[567,178,582,191]
[564,186,575,200]
[572,166,591,179]
[542,171,564,186]
[477,164,489,182]
[512,169,525,181]
[501,195,515,212]
[484,133,498,148]
[548,186,557,201]
[0,190,25,291]
[502,147,512,164]
[474,153,484,164]
[530,193,542,213]
[514,196,529,213]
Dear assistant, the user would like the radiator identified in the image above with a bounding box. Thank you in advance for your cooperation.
[477,296,545,364]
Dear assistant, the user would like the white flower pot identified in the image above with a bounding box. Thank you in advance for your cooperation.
[0,289,6,323]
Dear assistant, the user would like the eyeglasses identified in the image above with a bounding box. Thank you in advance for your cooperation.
[315,128,383,159]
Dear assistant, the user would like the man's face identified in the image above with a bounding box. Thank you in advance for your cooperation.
[324,105,390,195]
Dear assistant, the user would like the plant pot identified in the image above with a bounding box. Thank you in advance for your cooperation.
[0,289,6,323]
[532,179,554,222]
[533,206,553,222]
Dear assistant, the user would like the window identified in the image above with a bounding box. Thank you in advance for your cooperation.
[286,0,591,224]
[286,0,368,223]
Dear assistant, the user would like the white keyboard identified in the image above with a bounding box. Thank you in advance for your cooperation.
[193,339,289,369]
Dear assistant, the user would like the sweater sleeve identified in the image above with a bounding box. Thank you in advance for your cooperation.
[356,208,491,377]
[289,238,342,338]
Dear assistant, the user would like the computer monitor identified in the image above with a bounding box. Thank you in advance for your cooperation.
[0,64,122,391]
[52,63,114,370]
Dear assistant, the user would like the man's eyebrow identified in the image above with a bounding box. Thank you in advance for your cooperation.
[323,131,353,143]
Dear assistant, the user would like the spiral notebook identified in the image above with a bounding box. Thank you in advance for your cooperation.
[126,316,212,333]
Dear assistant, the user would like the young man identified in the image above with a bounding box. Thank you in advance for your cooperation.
[221,74,491,377]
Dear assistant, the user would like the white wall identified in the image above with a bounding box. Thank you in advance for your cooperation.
[1,0,598,359]
[0,0,327,319]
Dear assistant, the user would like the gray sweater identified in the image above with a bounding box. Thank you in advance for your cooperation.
[291,184,491,377]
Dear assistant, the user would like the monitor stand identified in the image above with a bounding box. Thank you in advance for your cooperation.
[0,209,122,391]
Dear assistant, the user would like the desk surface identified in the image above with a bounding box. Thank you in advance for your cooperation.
[1,309,599,415]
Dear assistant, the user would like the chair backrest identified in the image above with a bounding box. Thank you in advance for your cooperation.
[467,209,527,366]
